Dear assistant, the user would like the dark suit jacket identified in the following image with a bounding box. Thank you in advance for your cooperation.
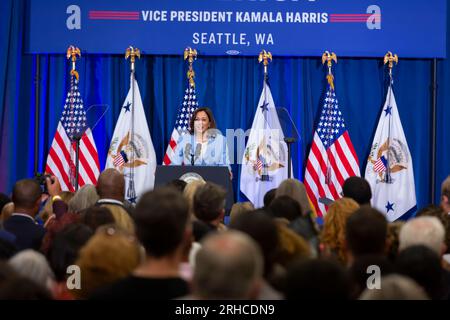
[3,214,45,251]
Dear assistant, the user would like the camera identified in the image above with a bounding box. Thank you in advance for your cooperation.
[34,173,53,194]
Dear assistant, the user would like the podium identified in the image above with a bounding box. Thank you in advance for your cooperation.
[155,165,234,211]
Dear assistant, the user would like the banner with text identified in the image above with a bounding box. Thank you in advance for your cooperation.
[27,0,446,58]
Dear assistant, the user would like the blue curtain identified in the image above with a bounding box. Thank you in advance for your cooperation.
[1,0,449,215]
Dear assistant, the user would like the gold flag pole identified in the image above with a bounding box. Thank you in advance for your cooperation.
[66,45,81,81]
[66,45,81,190]
[384,51,398,81]
[184,47,197,88]
[124,46,141,203]
[322,51,337,90]
[258,49,272,80]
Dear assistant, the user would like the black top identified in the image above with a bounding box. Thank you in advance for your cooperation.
[89,275,189,300]
[3,215,45,251]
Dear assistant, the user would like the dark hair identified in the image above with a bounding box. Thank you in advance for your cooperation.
[0,276,51,300]
[268,195,303,221]
[283,258,351,300]
[12,179,41,209]
[48,223,93,281]
[263,188,277,208]
[0,193,11,212]
[396,245,445,300]
[188,107,217,135]
[166,179,187,193]
[349,254,395,299]
[0,238,17,260]
[345,206,387,257]
[193,183,227,222]
[342,177,372,205]
[229,210,279,278]
[135,187,189,257]
[80,206,115,231]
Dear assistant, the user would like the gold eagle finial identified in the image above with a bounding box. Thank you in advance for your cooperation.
[184,47,198,88]
[66,45,81,80]
[322,51,337,90]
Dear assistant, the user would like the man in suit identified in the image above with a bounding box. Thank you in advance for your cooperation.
[3,179,45,251]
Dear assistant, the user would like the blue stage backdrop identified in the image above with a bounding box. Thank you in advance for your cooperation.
[27,0,446,58]
[1,0,449,216]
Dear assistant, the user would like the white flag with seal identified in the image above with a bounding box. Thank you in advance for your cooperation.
[105,75,156,203]
[365,85,416,221]
[240,80,289,208]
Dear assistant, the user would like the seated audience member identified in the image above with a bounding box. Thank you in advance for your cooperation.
[229,202,254,225]
[359,274,429,300]
[0,276,52,300]
[183,180,206,218]
[276,179,315,216]
[3,179,46,251]
[263,188,277,208]
[282,258,351,300]
[0,202,14,226]
[192,182,227,241]
[39,191,74,224]
[166,179,187,193]
[344,206,388,266]
[0,193,11,225]
[96,169,135,233]
[396,245,447,300]
[270,195,320,256]
[8,249,55,294]
[348,254,395,299]
[386,221,405,262]
[47,224,93,299]
[40,197,80,255]
[79,206,115,231]
[74,225,142,299]
[0,238,17,260]
[89,188,191,300]
[67,184,99,214]
[441,175,450,215]
[320,198,359,265]
[342,176,372,205]
[416,205,450,256]
[191,231,264,299]
[399,216,446,256]
[229,211,283,299]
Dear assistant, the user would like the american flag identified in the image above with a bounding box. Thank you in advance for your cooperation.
[304,84,360,217]
[163,84,198,165]
[373,155,387,173]
[45,75,100,191]
[113,150,128,167]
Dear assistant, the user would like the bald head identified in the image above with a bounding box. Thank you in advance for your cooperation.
[194,231,263,299]
[96,169,125,201]
[12,179,42,212]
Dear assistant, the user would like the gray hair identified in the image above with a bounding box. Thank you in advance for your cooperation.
[399,216,445,255]
[68,184,99,213]
[8,249,55,290]
[193,231,263,299]
[359,274,429,300]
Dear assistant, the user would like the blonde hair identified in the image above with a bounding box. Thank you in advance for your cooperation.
[100,204,135,234]
[275,220,311,266]
[183,180,206,218]
[68,185,99,213]
[321,197,359,263]
[73,225,142,299]
[276,179,313,215]
[229,202,254,225]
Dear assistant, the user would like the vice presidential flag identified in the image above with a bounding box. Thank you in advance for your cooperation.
[365,84,416,221]
[240,80,289,208]
[304,82,360,218]
[105,75,156,203]
[45,74,100,191]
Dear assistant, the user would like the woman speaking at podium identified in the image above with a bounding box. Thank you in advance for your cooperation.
[171,107,231,173]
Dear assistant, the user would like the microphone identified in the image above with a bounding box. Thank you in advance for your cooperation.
[194,143,202,163]
[185,143,192,164]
